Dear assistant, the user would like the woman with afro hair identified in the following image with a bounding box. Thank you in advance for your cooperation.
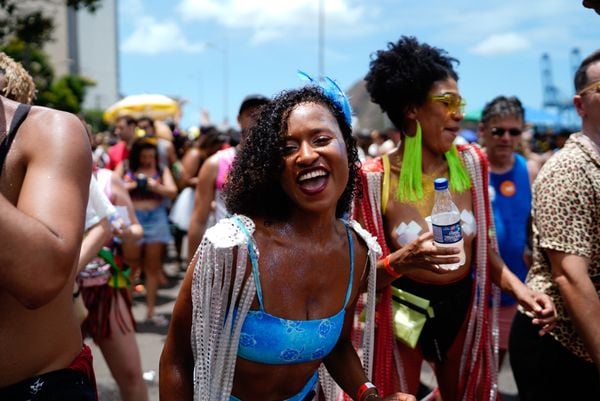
[160,84,415,401]
[355,36,556,401]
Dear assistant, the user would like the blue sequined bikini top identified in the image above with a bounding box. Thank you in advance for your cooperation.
[234,218,355,365]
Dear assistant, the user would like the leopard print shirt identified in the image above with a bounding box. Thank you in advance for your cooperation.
[526,132,600,362]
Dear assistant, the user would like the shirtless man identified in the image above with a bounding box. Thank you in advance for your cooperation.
[0,53,95,399]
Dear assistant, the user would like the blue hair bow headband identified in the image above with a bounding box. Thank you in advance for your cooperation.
[297,70,353,127]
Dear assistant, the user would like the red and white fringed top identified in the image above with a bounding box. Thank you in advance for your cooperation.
[354,144,501,401]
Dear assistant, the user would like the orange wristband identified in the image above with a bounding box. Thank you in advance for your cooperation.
[356,382,377,401]
[382,255,402,278]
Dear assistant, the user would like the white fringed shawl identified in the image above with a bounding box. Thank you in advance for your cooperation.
[190,215,381,401]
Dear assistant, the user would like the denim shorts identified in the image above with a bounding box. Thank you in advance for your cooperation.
[135,205,173,244]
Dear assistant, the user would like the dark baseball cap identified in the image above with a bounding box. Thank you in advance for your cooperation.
[238,94,270,115]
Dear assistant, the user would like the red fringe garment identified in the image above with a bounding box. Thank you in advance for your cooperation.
[354,144,500,401]
[81,285,135,341]
[81,248,136,341]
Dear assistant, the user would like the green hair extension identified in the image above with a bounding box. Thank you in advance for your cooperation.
[397,121,423,202]
[397,122,471,202]
[446,144,472,193]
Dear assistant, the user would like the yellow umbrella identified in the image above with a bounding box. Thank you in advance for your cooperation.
[103,94,179,124]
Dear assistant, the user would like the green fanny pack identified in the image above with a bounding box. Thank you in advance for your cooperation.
[391,286,435,348]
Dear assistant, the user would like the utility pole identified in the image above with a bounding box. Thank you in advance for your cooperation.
[318,0,325,78]
[222,39,229,126]
[204,40,229,125]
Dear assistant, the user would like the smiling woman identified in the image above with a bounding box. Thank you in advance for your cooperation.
[225,86,360,220]
[357,36,556,401]
[159,83,417,401]
[280,102,349,208]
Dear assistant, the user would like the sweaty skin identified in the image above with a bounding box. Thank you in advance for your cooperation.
[0,97,92,387]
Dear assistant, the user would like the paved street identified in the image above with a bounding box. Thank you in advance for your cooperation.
[90,256,521,401]
[89,261,183,401]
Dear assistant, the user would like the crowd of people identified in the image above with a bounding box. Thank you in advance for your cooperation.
[1,27,599,401]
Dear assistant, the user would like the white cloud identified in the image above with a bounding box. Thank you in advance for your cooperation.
[395,0,575,50]
[176,0,369,44]
[122,16,205,54]
[470,33,531,56]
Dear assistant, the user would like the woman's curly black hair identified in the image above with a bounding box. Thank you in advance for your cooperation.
[365,36,459,132]
[224,86,360,220]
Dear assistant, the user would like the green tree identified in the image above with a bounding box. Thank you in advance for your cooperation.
[0,1,102,112]
[0,0,102,46]
[44,75,96,113]
[82,108,110,132]
[1,38,95,113]
[2,39,54,97]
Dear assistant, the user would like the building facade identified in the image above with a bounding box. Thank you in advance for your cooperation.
[40,0,119,110]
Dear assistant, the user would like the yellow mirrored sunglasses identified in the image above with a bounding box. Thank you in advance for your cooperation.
[430,92,466,115]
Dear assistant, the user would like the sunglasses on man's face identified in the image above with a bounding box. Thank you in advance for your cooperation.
[578,81,600,96]
[490,127,522,137]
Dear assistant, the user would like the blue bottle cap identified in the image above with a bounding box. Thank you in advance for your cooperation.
[433,177,448,190]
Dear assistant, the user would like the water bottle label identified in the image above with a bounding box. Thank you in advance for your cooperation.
[432,221,462,244]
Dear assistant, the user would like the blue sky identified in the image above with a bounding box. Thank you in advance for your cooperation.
[118,0,600,130]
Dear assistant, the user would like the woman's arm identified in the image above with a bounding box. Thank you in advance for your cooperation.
[353,207,457,291]
[323,297,415,401]
[114,161,125,179]
[122,172,137,192]
[109,172,143,242]
[78,175,116,272]
[180,148,201,188]
[148,167,178,199]
[375,232,459,290]
[159,253,196,401]
[77,218,112,273]
[325,240,415,401]
[323,336,374,400]
[187,156,219,262]
[489,248,556,335]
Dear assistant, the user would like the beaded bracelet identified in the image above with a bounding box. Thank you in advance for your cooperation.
[382,255,402,278]
[357,381,377,401]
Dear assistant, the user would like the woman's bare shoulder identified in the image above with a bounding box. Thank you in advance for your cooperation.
[347,219,381,257]
[203,214,256,249]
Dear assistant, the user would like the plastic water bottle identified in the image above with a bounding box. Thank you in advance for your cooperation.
[431,178,465,270]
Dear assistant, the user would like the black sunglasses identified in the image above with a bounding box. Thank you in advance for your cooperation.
[490,127,522,137]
